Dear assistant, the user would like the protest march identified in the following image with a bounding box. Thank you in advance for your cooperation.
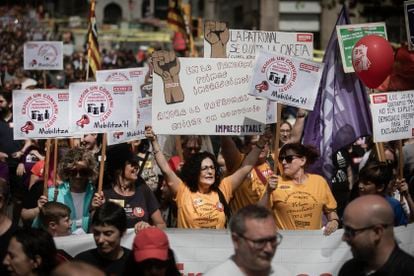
[1,1,414,276]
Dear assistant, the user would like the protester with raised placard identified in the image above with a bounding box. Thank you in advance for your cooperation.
[91,143,165,232]
[24,147,97,233]
[145,126,271,229]
[259,143,339,235]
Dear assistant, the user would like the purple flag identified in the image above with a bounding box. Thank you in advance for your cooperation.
[302,6,372,183]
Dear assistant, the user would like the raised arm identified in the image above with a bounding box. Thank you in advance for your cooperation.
[228,132,271,191]
[257,174,278,208]
[289,109,307,144]
[145,126,181,195]
[220,136,243,174]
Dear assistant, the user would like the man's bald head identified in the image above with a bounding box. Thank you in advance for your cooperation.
[344,195,394,228]
[52,261,105,276]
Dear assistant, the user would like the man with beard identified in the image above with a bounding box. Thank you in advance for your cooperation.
[339,195,414,276]
[204,205,290,276]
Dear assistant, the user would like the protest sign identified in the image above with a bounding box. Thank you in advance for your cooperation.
[69,82,137,134]
[13,90,71,140]
[96,68,151,145]
[55,224,414,276]
[204,27,314,60]
[370,90,414,142]
[405,1,414,51]
[152,52,266,135]
[23,41,63,70]
[336,22,387,73]
[249,51,323,110]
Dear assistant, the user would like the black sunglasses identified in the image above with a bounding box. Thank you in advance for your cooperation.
[65,167,92,177]
[278,155,301,163]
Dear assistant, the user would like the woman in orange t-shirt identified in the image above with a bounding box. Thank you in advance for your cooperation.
[145,126,270,229]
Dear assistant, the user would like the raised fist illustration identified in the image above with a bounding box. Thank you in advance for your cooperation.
[204,21,229,58]
[152,51,184,105]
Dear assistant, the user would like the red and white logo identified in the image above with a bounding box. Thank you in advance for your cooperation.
[133,207,145,218]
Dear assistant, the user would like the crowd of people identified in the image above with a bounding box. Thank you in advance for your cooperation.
[1,3,414,276]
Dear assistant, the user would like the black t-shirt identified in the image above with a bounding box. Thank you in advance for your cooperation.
[339,245,414,276]
[75,247,131,276]
[0,222,18,276]
[0,118,23,162]
[103,182,160,228]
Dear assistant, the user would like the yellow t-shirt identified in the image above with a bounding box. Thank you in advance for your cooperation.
[175,177,233,229]
[230,162,274,213]
[270,174,337,230]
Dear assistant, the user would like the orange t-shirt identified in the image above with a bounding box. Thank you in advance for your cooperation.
[230,162,273,213]
[270,174,337,230]
[175,177,232,229]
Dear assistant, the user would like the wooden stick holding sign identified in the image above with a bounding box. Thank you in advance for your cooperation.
[273,103,283,174]
[398,140,404,179]
[97,133,107,193]
[53,139,59,186]
[43,139,51,196]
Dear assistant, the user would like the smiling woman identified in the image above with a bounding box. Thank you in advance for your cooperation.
[145,126,271,229]
[259,143,340,235]
[91,143,166,232]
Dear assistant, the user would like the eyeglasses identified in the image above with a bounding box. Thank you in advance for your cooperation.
[65,167,92,177]
[343,224,389,239]
[201,165,215,171]
[238,232,283,249]
[278,155,301,163]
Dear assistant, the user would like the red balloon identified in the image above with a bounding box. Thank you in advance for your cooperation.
[351,35,394,88]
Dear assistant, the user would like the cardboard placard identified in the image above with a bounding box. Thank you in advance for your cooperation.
[23,41,64,70]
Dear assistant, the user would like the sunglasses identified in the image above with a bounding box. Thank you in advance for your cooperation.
[278,155,301,163]
[343,224,389,239]
[65,167,92,177]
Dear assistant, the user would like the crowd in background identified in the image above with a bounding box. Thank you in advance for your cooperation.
[1,3,414,276]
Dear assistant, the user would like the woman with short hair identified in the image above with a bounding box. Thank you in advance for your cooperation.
[259,143,339,235]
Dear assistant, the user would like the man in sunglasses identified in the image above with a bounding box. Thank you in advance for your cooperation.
[205,205,290,276]
[339,195,414,276]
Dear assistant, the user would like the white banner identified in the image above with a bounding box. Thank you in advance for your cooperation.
[249,51,323,110]
[96,68,151,145]
[13,89,71,139]
[370,91,414,142]
[204,29,314,60]
[69,82,137,134]
[55,225,414,276]
[23,41,63,70]
[152,54,266,135]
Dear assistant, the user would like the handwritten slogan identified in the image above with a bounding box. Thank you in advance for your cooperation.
[96,67,150,145]
[204,29,314,60]
[13,89,71,140]
[69,82,137,134]
[370,91,414,142]
[23,41,63,70]
[152,56,266,135]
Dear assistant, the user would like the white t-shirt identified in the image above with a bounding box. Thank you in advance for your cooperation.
[204,257,292,276]
[71,191,86,229]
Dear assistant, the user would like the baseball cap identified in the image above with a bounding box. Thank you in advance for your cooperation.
[133,228,169,262]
